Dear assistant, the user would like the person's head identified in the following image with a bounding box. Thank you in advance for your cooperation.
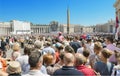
[28,39,33,44]
[83,49,90,58]
[6,61,21,74]
[55,38,59,43]
[14,38,18,42]
[116,41,120,48]
[66,36,70,41]
[75,53,86,66]
[29,50,43,69]
[105,36,114,45]
[58,32,62,36]
[86,39,92,43]
[55,44,64,52]
[59,51,65,62]
[74,36,79,41]
[12,43,20,51]
[34,40,42,49]
[1,37,4,41]
[46,41,51,46]
[64,45,75,54]
[99,48,113,60]
[94,41,103,55]
[47,38,52,42]
[81,41,86,47]
[24,45,34,55]
[63,53,75,66]
[114,50,120,64]
[43,53,54,66]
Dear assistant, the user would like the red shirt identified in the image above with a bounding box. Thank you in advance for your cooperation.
[55,51,60,63]
[76,65,95,76]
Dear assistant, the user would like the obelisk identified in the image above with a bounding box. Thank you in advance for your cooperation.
[67,7,70,34]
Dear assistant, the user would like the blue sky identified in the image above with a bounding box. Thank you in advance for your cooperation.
[0,0,116,26]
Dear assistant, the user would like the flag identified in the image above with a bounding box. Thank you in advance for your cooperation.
[115,15,119,40]
[116,16,119,31]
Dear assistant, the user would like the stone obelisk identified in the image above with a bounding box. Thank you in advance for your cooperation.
[67,7,70,34]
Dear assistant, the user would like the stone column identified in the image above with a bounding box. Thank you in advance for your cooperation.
[3,27,5,35]
[36,28,37,34]
[44,27,45,33]
[39,28,40,34]
[35,28,36,34]
[47,27,48,33]
[0,27,1,35]
[45,27,46,33]
[42,28,43,33]
[39,28,41,33]
[40,28,41,33]
[37,28,38,34]
[38,28,39,34]
[41,28,42,33]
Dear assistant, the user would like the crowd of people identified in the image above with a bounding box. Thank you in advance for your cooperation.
[0,32,120,76]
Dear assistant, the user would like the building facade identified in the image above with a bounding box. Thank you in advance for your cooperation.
[31,24,50,34]
[74,25,84,33]
[59,24,75,34]
[11,20,31,34]
[95,20,115,33]
[0,22,12,35]
[0,20,116,35]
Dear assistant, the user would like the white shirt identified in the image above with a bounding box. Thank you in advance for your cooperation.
[12,51,21,60]
[16,55,29,74]
[111,65,120,76]
[22,70,49,76]
[0,61,2,69]
[86,43,94,55]
[77,47,84,54]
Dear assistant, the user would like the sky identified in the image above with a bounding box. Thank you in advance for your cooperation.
[0,0,116,26]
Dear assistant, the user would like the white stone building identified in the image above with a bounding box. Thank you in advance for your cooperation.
[0,22,11,35]
[95,20,115,33]
[11,20,31,34]
[31,24,50,34]
[0,19,116,35]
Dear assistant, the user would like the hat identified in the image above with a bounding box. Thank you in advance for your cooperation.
[6,61,21,74]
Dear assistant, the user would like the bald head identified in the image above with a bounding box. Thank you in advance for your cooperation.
[75,53,86,66]
[63,53,75,65]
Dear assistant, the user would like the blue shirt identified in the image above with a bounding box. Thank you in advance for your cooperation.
[94,61,114,76]
[53,66,84,76]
